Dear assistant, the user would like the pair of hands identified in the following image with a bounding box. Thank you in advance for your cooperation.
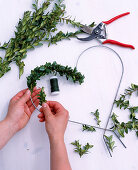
[5,88,69,142]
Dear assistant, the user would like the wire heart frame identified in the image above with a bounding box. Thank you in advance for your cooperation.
[30,45,126,157]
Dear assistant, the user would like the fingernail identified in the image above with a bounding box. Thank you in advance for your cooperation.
[26,89,31,95]
[42,103,47,107]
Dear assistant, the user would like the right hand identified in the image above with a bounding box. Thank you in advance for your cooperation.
[38,101,69,142]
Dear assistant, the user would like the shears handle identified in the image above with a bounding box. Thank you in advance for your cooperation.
[103,12,130,25]
[102,39,135,49]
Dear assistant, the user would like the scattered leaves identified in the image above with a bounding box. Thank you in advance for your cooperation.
[71,140,93,157]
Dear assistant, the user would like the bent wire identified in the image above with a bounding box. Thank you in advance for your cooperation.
[75,45,125,157]
[30,45,126,157]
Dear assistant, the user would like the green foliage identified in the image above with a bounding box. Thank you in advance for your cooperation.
[82,125,96,132]
[48,30,82,46]
[60,16,84,27]
[114,84,138,110]
[111,113,125,137]
[37,87,47,106]
[27,61,85,92]
[113,84,138,137]
[0,0,95,78]
[71,140,93,157]
[104,135,116,152]
[91,109,101,126]
[124,84,138,96]
[114,95,129,109]
[111,113,138,138]
[128,106,138,121]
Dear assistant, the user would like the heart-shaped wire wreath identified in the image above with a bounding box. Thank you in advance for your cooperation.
[27,45,126,157]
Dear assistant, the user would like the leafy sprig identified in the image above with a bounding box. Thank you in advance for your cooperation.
[37,87,47,106]
[111,113,138,137]
[82,125,96,132]
[60,16,95,28]
[47,30,82,46]
[27,61,85,92]
[114,95,129,109]
[0,0,95,78]
[104,135,116,152]
[71,140,93,157]
[114,84,138,110]
[113,84,138,137]
[124,84,138,96]
[111,113,125,137]
[91,109,101,126]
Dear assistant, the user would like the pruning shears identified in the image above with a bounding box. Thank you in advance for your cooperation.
[78,12,135,49]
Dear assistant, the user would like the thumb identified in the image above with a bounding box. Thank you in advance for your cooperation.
[19,89,31,103]
[42,103,53,119]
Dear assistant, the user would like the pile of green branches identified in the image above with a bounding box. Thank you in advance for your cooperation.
[0,0,94,78]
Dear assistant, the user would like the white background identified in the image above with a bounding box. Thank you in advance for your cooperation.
[0,0,138,170]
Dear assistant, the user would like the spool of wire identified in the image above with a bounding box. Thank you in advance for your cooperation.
[50,76,60,95]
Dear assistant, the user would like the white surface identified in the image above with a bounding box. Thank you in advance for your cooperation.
[0,0,138,170]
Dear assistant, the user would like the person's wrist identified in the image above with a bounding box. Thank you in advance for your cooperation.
[49,134,64,144]
[4,118,19,136]
[49,136,65,150]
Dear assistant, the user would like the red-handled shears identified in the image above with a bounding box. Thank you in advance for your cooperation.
[77,12,135,49]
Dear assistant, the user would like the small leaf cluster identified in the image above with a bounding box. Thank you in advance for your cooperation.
[104,135,116,152]
[124,84,138,96]
[27,61,85,92]
[114,95,129,109]
[114,84,138,110]
[82,125,96,132]
[111,113,126,137]
[71,140,93,157]
[91,109,101,126]
[111,113,138,138]
[37,87,47,106]
[0,0,95,78]
[128,106,138,121]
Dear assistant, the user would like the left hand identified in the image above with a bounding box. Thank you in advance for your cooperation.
[5,87,40,134]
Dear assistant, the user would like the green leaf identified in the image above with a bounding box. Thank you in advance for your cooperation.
[27,45,34,50]
[18,61,25,78]
[19,49,26,53]
[32,4,37,10]
[33,42,43,46]
[118,128,124,137]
